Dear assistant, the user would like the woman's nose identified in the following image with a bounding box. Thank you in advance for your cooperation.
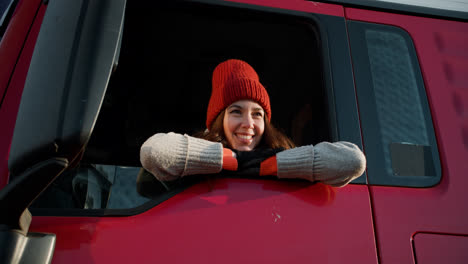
[240,114,254,128]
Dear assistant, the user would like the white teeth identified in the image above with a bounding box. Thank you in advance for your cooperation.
[237,134,252,140]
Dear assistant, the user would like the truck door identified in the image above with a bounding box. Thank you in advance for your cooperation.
[3,0,379,263]
[346,5,468,264]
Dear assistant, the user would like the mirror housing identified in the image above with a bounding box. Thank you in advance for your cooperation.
[9,0,126,176]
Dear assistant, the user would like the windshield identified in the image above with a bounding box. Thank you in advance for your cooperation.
[0,0,14,27]
[0,0,16,41]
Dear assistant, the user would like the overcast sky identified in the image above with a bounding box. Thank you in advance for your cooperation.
[377,0,468,12]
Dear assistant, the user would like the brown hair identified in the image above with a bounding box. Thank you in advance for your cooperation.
[194,110,295,150]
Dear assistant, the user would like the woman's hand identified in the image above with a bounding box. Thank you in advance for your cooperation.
[276,142,366,187]
[140,133,224,181]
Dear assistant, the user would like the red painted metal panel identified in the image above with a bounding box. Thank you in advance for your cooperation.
[0,0,42,104]
[225,0,344,17]
[413,233,468,264]
[346,8,468,264]
[4,2,376,263]
[0,2,46,189]
[30,179,378,264]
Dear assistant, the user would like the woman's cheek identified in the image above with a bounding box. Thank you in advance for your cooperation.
[223,116,237,148]
[253,120,265,148]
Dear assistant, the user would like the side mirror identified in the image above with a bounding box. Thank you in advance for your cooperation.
[0,0,126,262]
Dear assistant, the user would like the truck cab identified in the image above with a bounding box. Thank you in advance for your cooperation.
[1,0,467,263]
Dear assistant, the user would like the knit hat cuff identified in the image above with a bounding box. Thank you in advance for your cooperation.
[224,78,271,117]
[206,79,271,129]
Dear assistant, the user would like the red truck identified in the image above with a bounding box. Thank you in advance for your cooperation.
[1,0,467,263]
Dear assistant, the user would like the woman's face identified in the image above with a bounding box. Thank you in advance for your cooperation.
[223,100,265,151]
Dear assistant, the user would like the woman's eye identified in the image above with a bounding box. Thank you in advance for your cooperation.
[230,109,241,115]
[253,112,264,118]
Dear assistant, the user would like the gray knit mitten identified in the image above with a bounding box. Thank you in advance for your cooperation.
[140,133,223,181]
[276,142,366,187]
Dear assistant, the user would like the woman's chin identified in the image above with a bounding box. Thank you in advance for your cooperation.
[233,145,255,152]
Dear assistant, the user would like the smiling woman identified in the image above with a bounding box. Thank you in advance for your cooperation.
[195,59,294,152]
[223,100,266,151]
[140,59,366,187]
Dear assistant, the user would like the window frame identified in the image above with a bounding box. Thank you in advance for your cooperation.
[348,20,442,187]
[30,0,367,216]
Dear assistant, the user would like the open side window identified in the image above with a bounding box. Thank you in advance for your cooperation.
[25,1,364,216]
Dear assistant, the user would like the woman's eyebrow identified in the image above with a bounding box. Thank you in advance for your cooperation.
[227,105,263,112]
[252,107,264,112]
[227,104,242,109]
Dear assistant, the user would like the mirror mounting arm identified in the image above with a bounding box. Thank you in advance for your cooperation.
[0,158,68,234]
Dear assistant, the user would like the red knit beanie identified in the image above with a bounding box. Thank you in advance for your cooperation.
[206,59,271,129]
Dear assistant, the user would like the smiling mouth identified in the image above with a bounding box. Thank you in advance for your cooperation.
[235,133,254,143]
